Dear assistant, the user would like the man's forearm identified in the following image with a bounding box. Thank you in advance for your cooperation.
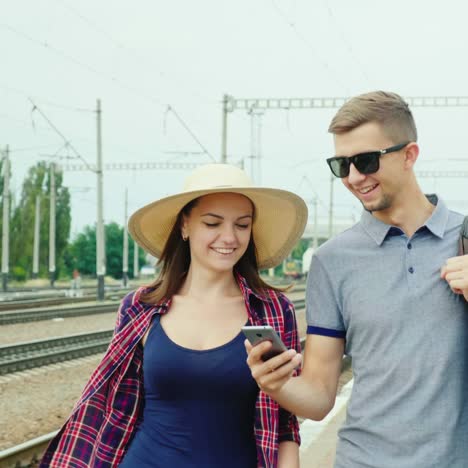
[271,374,335,420]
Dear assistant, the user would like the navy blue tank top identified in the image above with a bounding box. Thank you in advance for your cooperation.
[119,316,259,467]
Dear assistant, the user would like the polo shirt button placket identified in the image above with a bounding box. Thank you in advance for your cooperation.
[406,241,415,277]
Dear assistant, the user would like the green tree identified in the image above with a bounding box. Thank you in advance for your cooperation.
[10,162,71,279]
[0,156,4,239]
[0,155,12,248]
[65,225,96,276]
[65,222,145,279]
[291,238,309,261]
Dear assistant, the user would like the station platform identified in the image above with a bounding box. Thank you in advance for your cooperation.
[299,379,353,467]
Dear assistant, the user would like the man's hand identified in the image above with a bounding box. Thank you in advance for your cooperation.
[441,255,468,301]
[244,339,302,395]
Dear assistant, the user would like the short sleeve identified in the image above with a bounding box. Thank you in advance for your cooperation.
[306,253,346,338]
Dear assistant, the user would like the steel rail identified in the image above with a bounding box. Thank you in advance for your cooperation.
[0,430,58,468]
[0,287,130,308]
[0,330,114,375]
[0,295,95,312]
[0,302,119,325]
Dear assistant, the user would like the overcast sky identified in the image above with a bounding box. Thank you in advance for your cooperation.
[2,0,468,238]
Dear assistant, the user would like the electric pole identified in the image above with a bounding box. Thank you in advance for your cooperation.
[33,195,40,279]
[247,109,264,184]
[96,99,105,300]
[221,94,230,163]
[133,240,139,279]
[2,146,10,292]
[122,188,128,287]
[49,163,56,286]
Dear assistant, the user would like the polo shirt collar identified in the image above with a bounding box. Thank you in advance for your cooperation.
[360,194,449,246]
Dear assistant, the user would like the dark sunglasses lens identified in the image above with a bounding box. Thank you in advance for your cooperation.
[329,158,349,178]
[354,153,379,175]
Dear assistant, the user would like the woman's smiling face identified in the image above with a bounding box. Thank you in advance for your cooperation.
[182,192,254,274]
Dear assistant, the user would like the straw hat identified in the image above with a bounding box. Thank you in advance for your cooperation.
[128,164,308,269]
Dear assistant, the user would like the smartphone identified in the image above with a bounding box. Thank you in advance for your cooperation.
[242,325,288,361]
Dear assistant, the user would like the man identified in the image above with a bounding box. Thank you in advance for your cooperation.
[246,91,468,467]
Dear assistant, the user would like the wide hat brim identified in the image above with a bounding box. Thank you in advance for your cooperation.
[129,186,308,270]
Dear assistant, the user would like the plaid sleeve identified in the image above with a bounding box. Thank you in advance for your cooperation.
[114,289,140,333]
[278,296,301,444]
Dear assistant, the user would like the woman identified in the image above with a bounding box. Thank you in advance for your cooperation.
[40,163,308,467]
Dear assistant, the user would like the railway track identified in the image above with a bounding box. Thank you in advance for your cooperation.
[1,284,130,295]
[0,288,131,312]
[0,330,114,376]
[0,295,95,312]
[0,302,119,326]
[0,430,58,468]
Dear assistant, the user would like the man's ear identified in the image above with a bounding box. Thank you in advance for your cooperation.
[404,142,419,169]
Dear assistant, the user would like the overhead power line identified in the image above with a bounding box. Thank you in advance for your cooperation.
[55,0,217,105]
[29,99,95,173]
[166,106,215,162]
[1,23,166,107]
[2,23,216,160]
[269,0,348,92]
[322,0,370,85]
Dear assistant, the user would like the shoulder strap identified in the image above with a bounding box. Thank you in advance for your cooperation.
[459,215,468,256]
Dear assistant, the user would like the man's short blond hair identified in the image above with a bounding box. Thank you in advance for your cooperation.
[328,91,417,143]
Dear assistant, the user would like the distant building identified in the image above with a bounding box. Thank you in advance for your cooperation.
[140,265,156,277]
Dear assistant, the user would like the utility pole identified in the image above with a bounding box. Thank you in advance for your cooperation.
[133,240,139,279]
[256,112,263,186]
[247,109,264,184]
[2,146,10,292]
[96,99,105,300]
[32,195,40,279]
[221,94,230,163]
[248,110,256,181]
[122,188,128,287]
[49,163,56,286]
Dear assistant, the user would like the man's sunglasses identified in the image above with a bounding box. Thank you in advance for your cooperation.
[326,142,410,178]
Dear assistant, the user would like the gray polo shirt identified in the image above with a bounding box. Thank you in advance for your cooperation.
[306,196,468,468]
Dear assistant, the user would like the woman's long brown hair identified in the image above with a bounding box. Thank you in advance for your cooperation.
[139,197,286,304]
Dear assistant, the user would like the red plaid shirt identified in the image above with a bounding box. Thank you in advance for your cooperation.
[40,274,301,467]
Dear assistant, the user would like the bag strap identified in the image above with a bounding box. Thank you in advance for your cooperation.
[459,215,468,256]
